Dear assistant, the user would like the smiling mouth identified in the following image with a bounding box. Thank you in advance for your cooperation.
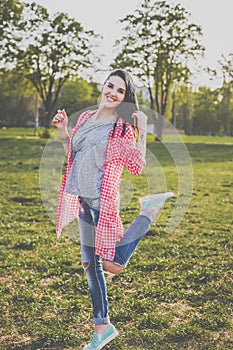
[106,96,116,102]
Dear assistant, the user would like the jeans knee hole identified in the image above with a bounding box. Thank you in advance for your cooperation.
[82,262,90,271]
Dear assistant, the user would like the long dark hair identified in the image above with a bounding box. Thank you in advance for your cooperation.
[103,69,139,137]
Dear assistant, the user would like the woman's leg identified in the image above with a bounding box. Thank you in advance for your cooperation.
[80,198,119,349]
[103,212,152,274]
[79,198,110,327]
[103,192,174,274]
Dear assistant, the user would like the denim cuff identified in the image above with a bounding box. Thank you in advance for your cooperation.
[140,209,155,223]
[94,316,110,325]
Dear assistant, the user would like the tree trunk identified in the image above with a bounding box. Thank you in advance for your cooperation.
[34,94,39,136]
[148,86,155,110]
[171,98,176,128]
[43,92,53,128]
[156,113,164,140]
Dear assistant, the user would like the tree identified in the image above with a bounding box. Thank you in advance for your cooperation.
[3,2,100,126]
[217,54,233,135]
[111,0,204,139]
[192,87,219,135]
[219,53,233,84]
[0,70,34,126]
[56,77,100,116]
[0,0,24,65]
[218,83,232,135]
[175,85,194,134]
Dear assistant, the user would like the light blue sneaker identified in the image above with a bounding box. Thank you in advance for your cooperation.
[139,192,174,210]
[83,324,119,350]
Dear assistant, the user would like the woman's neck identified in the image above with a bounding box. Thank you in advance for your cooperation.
[93,108,118,122]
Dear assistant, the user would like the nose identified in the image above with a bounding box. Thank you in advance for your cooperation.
[110,90,117,96]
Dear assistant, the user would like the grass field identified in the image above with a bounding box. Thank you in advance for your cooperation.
[0,128,232,349]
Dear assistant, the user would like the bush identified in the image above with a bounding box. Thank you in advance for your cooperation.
[38,127,53,138]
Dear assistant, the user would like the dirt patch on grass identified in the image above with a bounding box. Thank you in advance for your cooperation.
[158,301,200,327]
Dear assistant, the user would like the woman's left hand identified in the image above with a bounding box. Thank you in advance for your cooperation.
[132,111,148,131]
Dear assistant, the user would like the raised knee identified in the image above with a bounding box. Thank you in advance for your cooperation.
[103,261,125,275]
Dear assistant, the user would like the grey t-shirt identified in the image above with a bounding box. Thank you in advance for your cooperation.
[65,118,114,198]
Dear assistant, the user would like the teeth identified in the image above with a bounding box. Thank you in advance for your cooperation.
[107,96,115,102]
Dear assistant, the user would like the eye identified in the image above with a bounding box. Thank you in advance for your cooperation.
[118,89,125,94]
[107,83,113,88]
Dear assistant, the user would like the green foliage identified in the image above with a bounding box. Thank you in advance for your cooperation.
[217,80,233,136]
[192,87,219,135]
[208,53,233,136]
[2,1,100,124]
[1,1,233,136]
[38,127,53,139]
[56,77,100,115]
[174,84,194,134]
[0,0,23,27]
[0,70,100,127]
[0,70,34,126]
[111,0,204,139]
[219,53,233,85]
[0,128,232,349]
[0,0,24,60]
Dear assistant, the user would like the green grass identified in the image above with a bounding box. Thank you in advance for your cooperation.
[0,128,232,349]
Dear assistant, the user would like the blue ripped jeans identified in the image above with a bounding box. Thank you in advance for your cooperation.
[78,197,152,325]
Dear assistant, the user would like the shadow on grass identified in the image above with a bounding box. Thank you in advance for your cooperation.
[11,197,37,203]
[147,141,233,164]
[184,143,233,163]
[12,339,68,350]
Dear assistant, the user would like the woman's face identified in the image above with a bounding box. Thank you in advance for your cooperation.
[100,75,126,109]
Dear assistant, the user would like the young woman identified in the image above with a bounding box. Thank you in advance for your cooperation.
[52,69,173,350]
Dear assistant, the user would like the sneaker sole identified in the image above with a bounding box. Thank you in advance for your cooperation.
[140,192,174,201]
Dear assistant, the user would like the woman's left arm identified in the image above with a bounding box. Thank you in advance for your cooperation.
[132,111,147,162]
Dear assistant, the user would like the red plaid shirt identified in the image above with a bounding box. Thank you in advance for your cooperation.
[56,109,145,260]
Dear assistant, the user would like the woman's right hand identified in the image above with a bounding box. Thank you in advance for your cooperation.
[52,109,68,130]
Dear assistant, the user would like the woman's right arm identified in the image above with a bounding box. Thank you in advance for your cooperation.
[52,109,70,155]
